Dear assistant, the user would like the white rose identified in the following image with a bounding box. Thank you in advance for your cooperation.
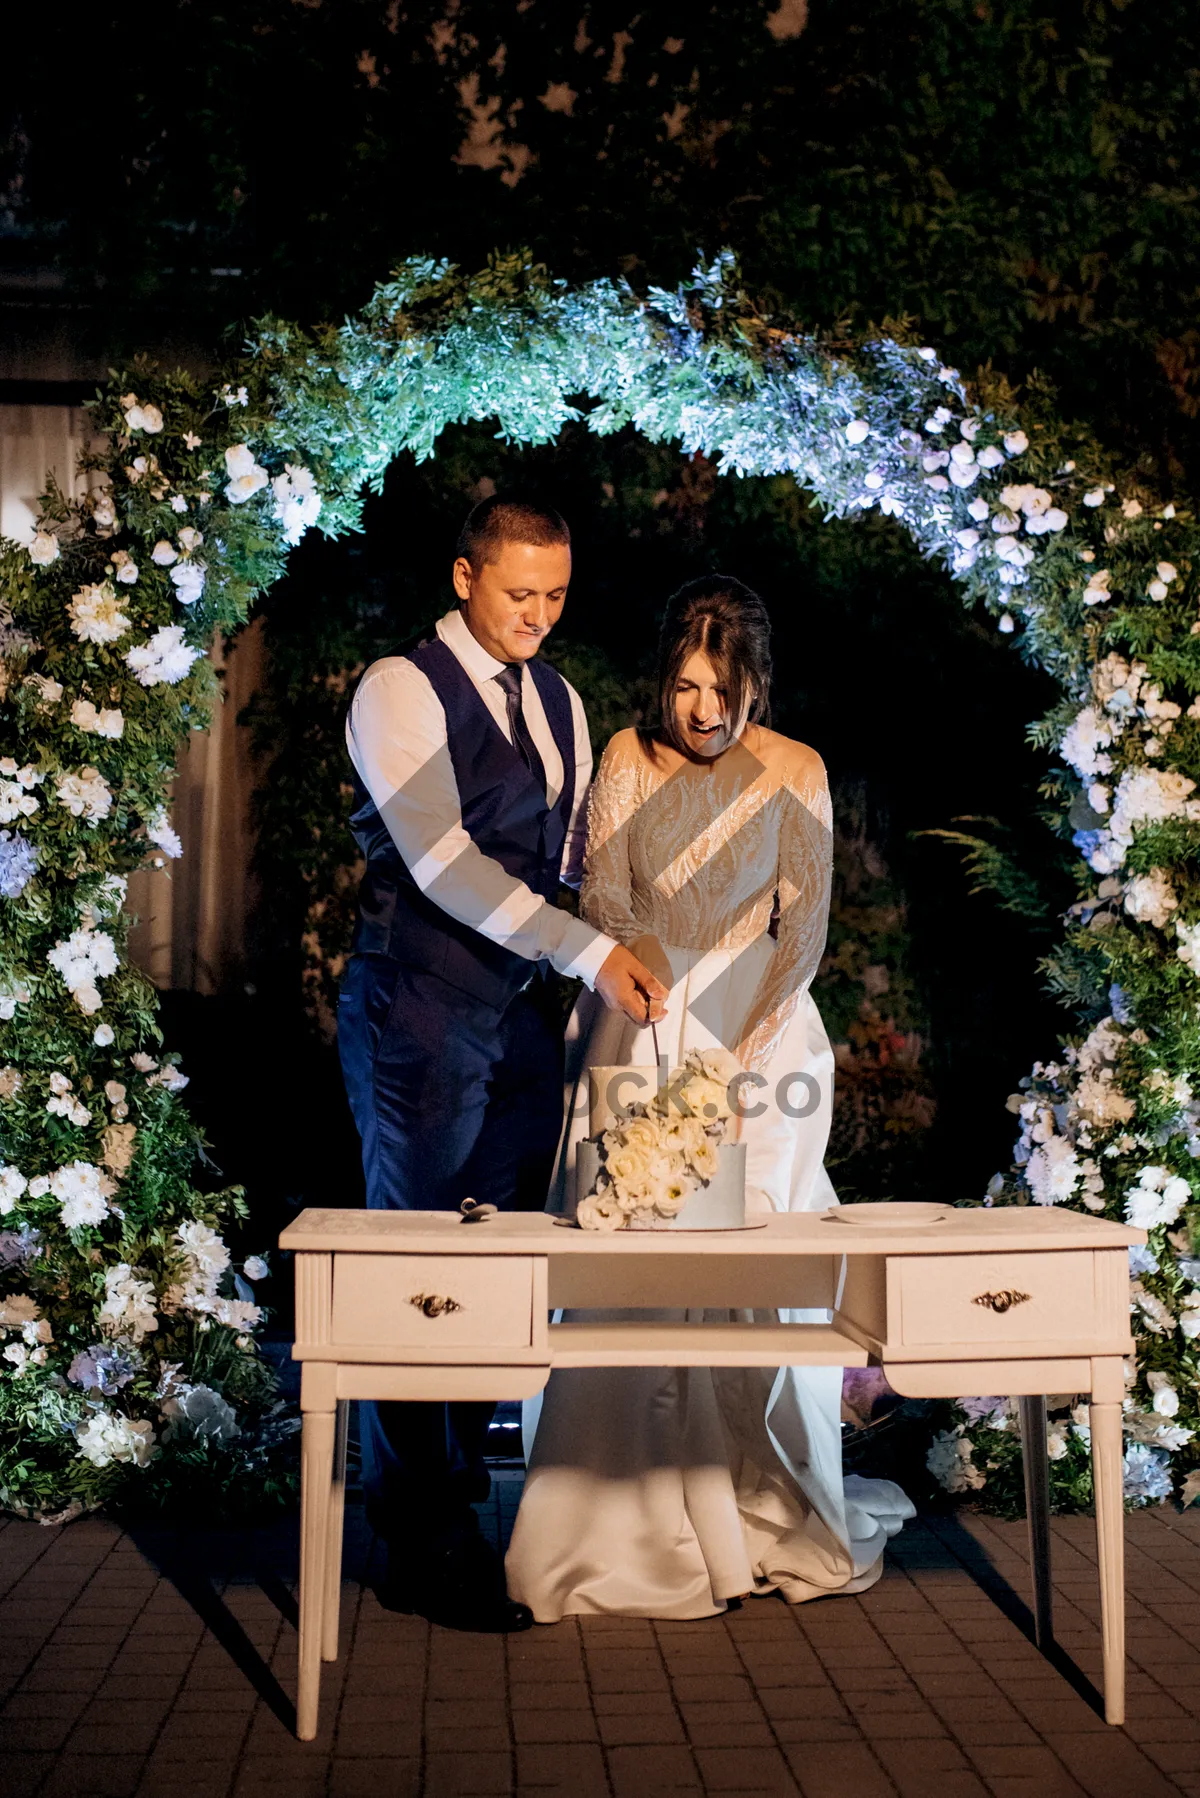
[224,444,269,504]
[1003,431,1029,456]
[151,540,177,566]
[844,419,869,445]
[28,531,59,566]
[170,563,205,606]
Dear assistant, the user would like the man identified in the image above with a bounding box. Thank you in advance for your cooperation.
[339,496,666,1631]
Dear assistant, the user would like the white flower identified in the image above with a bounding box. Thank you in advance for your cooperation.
[50,1160,113,1230]
[131,1053,157,1073]
[1146,1372,1180,1418]
[224,444,269,505]
[149,1064,189,1093]
[0,1165,28,1215]
[1060,706,1114,779]
[1123,869,1177,929]
[1109,767,1196,854]
[169,495,188,514]
[124,625,201,688]
[976,444,1005,469]
[1123,1165,1191,1231]
[68,583,131,645]
[1177,919,1200,979]
[75,1411,156,1469]
[926,1427,985,1493]
[170,562,205,606]
[150,540,177,567]
[147,811,182,859]
[111,551,138,585]
[242,1255,269,1282]
[998,612,1014,633]
[1083,488,1106,507]
[924,408,952,433]
[98,1264,158,1342]
[70,700,124,740]
[177,526,203,554]
[94,1023,115,1047]
[176,1220,231,1289]
[844,419,869,445]
[24,673,63,707]
[1025,1135,1081,1206]
[160,1382,240,1446]
[1083,568,1112,605]
[967,496,990,521]
[1156,562,1178,584]
[48,925,118,1013]
[183,430,202,449]
[1122,498,1143,519]
[0,781,38,823]
[0,980,31,1021]
[1149,580,1169,602]
[55,767,112,825]
[220,384,249,408]
[1047,1428,1069,1461]
[28,531,59,566]
[1003,430,1028,456]
[123,398,163,435]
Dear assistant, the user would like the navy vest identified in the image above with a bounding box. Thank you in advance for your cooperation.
[348,635,576,1010]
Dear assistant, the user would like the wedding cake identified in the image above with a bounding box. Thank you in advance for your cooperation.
[575,1051,747,1232]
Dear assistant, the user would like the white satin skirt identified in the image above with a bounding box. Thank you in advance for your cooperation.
[505,943,915,1621]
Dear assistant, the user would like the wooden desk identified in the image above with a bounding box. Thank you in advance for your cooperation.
[280,1205,1141,1740]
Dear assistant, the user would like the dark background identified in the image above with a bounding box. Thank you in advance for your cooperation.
[5,0,1198,1277]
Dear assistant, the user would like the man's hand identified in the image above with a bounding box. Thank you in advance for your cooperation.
[595,944,669,1025]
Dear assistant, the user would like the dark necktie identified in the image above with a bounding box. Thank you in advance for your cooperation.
[493,663,547,797]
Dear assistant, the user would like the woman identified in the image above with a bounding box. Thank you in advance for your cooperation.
[506,576,913,1621]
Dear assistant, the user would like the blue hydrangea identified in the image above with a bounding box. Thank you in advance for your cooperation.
[67,1344,137,1395]
[1122,1443,1173,1504]
[0,830,38,899]
[1109,984,1133,1024]
[1072,829,1104,860]
[0,1226,40,1268]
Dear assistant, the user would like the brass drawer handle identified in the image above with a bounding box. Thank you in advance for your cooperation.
[408,1293,463,1319]
[972,1288,1031,1314]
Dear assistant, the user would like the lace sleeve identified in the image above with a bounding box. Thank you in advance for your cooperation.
[579,733,649,945]
[736,754,833,1075]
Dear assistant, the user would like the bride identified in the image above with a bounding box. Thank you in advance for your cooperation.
[506,575,913,1621]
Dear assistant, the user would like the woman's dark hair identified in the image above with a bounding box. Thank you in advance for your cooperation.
[641,575,773,761]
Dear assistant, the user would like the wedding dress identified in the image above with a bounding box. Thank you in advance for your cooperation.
[505,728,914,1621]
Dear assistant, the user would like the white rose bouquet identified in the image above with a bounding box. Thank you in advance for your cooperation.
[577,1047,743,1231]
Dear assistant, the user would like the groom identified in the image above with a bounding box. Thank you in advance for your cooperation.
[338,495,667,1631]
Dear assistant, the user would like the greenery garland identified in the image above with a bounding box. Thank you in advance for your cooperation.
[1,249,1197,1520]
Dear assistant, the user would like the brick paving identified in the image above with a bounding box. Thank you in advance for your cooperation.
[2,1475,1200,1798]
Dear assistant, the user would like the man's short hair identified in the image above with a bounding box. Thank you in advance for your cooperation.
[455,497,571,573]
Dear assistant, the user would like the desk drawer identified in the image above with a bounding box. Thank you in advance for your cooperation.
[897,1251,1097,1348]
[330,1255,534,1350]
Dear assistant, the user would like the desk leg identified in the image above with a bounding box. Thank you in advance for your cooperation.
[298,1401,336,1741]
[322,1400,350,1663]
[1090,1390,1126,1726]
[1017,1394,1053,1649]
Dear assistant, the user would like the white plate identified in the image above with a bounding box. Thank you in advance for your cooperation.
[822,1202,951,1228]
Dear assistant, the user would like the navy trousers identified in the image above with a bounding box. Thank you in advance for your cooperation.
[337,954,563,1552]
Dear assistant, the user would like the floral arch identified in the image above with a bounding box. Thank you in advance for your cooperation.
[1,250,1198,1521]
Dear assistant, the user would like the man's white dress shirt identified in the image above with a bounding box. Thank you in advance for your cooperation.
[346,607,616,989]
